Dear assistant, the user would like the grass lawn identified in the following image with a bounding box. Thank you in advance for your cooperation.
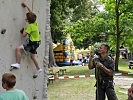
[48,59,132,100]
[118,59,133,78]
[48,77,128,100]
[115,85,128,100]
[118,59,133,73]
[48,78,96,100]
[51,66,95,76]
[50,58,132,77]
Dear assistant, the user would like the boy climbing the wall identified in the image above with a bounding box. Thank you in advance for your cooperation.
[11,2,42,78]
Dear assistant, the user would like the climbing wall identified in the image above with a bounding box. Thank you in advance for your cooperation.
[0,0,50,99]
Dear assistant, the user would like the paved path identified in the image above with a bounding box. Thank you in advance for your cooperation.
[114,74,133,94]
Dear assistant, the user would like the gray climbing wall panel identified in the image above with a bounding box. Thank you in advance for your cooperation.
[0,0,50,100]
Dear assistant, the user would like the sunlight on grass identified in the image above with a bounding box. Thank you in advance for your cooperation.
[115,86,128,100]
[48,78,96,100]
[51,66,95,76]
[118,59,133,72]
[64,66,95,76]
[48,59,132,100]
[48,78,128,100]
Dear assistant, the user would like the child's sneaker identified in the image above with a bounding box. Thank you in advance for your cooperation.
[11,63,20,68]
[10,63,20,71]
[33,69,42,78]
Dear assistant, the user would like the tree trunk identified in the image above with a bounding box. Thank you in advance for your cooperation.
[115,0,120,71]
[115,33,120,71]
[49,32,57,67]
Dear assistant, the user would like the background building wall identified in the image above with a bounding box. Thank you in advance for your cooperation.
[0,0,50,99]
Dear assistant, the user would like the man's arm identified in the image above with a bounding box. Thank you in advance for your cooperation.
[97,62,113,77]
[22,2,32,12]
[88,52,94,69]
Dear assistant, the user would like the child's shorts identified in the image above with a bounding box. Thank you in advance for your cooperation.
[23,40,40,54]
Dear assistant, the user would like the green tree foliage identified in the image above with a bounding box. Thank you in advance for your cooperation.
[100,0,133,71]
[63,15,109,49]
[100,0,133,49]
[50,0,70,42]
[62,0,132,71]
[50,0,99,44]
[50,0,132,57]
[69,0,92,22]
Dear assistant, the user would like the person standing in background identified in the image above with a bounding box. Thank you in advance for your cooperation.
[88,44,118,100]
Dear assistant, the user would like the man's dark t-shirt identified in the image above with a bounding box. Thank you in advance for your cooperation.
[92,55,115,81]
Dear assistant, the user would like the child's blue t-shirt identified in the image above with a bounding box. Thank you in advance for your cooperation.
[0,89,29,100]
